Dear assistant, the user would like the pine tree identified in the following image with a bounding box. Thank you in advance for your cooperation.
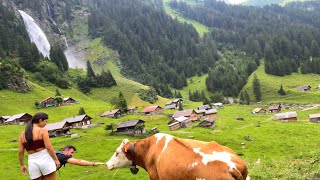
[117,91,128,112]
[86,60,95,79]
[178,102,183,111]
[55,89,61,97]
[78,107,86,115]
[252,74,261,102]
[278,84,286,95]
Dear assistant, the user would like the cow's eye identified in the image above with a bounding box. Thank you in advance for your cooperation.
[116,152,119,157]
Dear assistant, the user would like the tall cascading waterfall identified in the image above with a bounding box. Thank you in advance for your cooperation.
[18,10,51,58]
[44,0,86,70]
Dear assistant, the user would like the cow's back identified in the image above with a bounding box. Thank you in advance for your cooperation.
[153,137,248,180]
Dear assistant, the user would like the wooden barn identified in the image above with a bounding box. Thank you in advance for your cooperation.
[127,106,138,114]
[0,116,10,124]
[45,121,70,137]
[101,109,122,118]
[197,104,211,110]
[40,97,56,108]
[165,99,183,110]
[199,118,215,128]
[4,113,32,125]
[308,113,320,123]
[63,114,92,128]
[205,109,217,119]
[269,104,281,113]
[168,122,181,131]
[275,112,297,122]
[116,119,145,135]
[141,105,163,115]
[252,108,266,114]
[172,109,198,122]
[63,97,78,105]
[195,109,206,119]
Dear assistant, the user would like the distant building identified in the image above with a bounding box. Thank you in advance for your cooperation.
[308,113,320,123]
[168,116,192,131]
[197,104,211,110]
[252,108,266,114]
[116,119,145,135]
[297,86,311,92]
[63,97,78,105]
[127,106,138,114]
[45,121,70,137]
[199,118,215,128]
[0,116,10,124]
[275,112,297,122]
[63,114,92,128]
[40,97,56,108]
[212,102,223,108]
[165,99,183,110]
[205,109,217,119]
[5,113,32,125]
[269,104,281,113]
[172,109,198,122]
[101,109,122,118]
[141,106,163,115]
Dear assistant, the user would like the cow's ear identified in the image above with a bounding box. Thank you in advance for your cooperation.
[123,143,131,153]
[122,139,129,145]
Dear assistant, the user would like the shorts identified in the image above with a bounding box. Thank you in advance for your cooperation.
[28,149,56,179]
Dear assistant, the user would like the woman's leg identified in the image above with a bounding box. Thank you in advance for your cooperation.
[44,171,56,180]
[32,176,44,180]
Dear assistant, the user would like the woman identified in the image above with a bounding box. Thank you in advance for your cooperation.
[18,112,60,180]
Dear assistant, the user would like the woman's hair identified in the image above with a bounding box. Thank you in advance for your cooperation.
[25,112,48,145]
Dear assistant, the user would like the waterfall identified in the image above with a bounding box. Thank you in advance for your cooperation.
[18,10,51,58]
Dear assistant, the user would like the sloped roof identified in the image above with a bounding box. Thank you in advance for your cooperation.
[172,109,195,118]
[203,118,215,123]
[165,104,176,109]
[168,121,180,127]
[198,104,211,110]
[172,99,182,103]
[128,106,137,110]
[101,109,120,116]
[63,114,91,123]
[45,121,68,131]
[40,97,54,102]
[63,97,75,101]
[269,104,280,110]
[0,116,10,120]
[308,113,320,119]
[195,109,206,114]
[205,109,217,114]
[117,119,145,128]
[5,113,31,123]
[174,116,189,122]
[275,112,297,120]
[212,102,223,107]
[141,106,162,113]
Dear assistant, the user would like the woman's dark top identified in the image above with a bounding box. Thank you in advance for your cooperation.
[23,139,45,151]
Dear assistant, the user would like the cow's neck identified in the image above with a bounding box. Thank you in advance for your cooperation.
[130,138,151,171]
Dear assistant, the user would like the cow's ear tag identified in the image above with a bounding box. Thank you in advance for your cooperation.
[130,166,139,174]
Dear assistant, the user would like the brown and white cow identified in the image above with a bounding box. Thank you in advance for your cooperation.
[106,133,249,180]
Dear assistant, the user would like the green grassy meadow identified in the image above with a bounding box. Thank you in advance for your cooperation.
[2,60,320,179]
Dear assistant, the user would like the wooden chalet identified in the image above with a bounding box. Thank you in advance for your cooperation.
[268,104,281,113]
[101,109,122,118]
[0,116,10,124]
[127,106,138,114]
[63,97,78,105]
[275,112,297,122]
[168,116,192,130]
[195,109,206,119]
[252,108,266,114]
[116,119,145,135]
[199,118,215,128]
[205,109,217,119]
[63,114,92,128]
[45,121,70,137]
[172,109,198,122]
[4,113,32,125]
[308,113,320,123]
[165,103,177,110]
[168,121,180,131]
[197,104,211,110]
[297,85,311,92]
[40,97,56,108]
[141,105,163,115]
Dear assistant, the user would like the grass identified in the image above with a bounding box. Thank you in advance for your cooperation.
[162,0,209,37]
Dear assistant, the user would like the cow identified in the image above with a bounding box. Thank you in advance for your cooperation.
[106,133,249,180]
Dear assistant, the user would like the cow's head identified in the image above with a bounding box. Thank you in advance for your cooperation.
[106,139,132,170]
